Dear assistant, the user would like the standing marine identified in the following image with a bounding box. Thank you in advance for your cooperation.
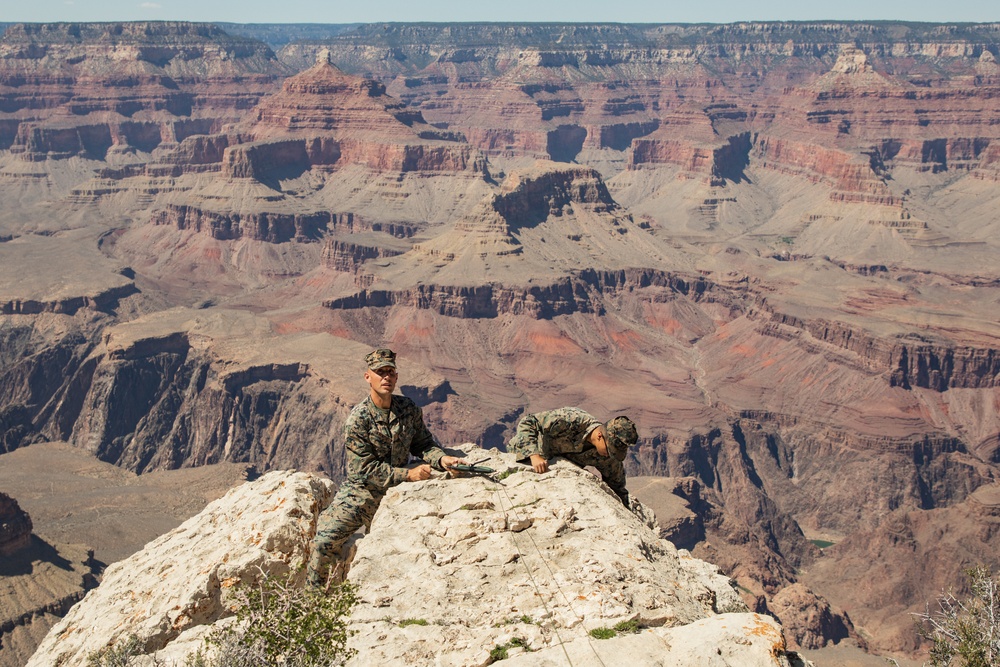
[506,407,638,506]
[307,348,464,586]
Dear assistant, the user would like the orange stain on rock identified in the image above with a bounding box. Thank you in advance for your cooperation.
[528,331,584,355]
[610,329,642,350]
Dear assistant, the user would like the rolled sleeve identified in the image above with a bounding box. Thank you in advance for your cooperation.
[507,413,545,461]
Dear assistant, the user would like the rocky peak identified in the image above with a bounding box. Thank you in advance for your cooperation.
[0,491,32,556]
[250,57,414,138]
[25,450,803,666]
[830,46,874,75]
[494,161,620,224]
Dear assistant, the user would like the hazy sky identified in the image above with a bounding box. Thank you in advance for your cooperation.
[0,0,1000,23]
[3,0,998,25]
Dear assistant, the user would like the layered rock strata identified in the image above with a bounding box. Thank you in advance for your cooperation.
[0,22,287,160]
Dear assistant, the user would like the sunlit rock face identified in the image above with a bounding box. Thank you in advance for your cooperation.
[26,455,802,667]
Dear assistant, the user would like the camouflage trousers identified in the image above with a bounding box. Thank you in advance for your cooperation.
[307,480,384,587]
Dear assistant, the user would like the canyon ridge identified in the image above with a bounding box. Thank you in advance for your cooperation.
[1,19,1000,666]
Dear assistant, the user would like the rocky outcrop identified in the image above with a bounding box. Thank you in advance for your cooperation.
[0,319,106,453]
[754,137,900,207]
[0,284,138,316]
[769,584,853,651]
[229,54,490,179]
[24,470,335,667]
[0,492,32,556]
[152,204,338,242]
[26,458,803,667]
[326,267,719,318]
[152,206,409,243]
[1,539,100,667]
[71,326,337,474]
[321,239,404,272]
[764,312,1000,390]
[284,22,1000,79]
[630,132,752,184]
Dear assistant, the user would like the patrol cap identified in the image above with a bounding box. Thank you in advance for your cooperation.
[605,416,637,462]
[365,348,397,370]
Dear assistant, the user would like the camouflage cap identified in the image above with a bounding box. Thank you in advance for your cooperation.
[605,416,637,461]
[365,348,397,370]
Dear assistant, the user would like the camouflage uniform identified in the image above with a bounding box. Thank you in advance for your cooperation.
[308,354,447,586]
[507,407,634,506]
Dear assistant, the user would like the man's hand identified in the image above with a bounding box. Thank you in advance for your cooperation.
[406,464,432,482]
[440,456,465,470]
[530,454,549,474]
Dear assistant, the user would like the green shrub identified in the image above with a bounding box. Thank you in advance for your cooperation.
[588,627,617,640]
[398,618,429,627]
[613,619,640,634]
[204,568,358,666]
[489,636,532,662]
[86,636,152,667]
[915,565,1000,667]
[508,637,531,650]
[489,644,509,661]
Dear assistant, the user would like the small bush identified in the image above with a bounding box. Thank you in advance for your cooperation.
[914,565,1000,667]
[87,570,358,667]
[398,618,429,627]
[86,636,152,667]
[613,619,640,634]
[489,637,532,662]
[204,568,358,666]
[508,637,531,650]
[588,627,617,640]
[489,644,509,661]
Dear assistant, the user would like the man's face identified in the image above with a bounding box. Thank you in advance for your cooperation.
[365,365,398,396]
[589,425,610,457]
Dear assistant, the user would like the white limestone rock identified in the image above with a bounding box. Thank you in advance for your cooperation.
[25,471,334,667]
[27,448,802,666]
[343,447,798,666]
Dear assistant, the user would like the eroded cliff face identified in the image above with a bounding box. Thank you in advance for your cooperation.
[0,491,31,555]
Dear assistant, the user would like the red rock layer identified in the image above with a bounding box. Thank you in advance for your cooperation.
[763,312,1000,390]
[754,136,899,206]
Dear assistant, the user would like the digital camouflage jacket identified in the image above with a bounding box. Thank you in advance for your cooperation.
[507,407,629,504]
[344,394,446,493]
